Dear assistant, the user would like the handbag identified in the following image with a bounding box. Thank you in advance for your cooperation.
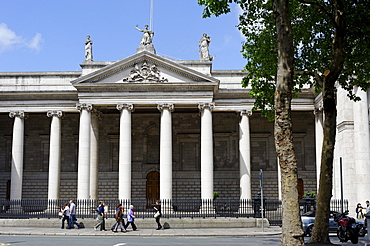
[58,211,63,217]
[154,211,160,218]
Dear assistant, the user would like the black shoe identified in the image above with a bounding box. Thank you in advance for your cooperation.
[156,226,162,230]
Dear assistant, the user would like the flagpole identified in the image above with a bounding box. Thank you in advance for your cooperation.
[150,0,153,31]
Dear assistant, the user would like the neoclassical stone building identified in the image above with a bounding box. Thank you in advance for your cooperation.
[0,34,368,212]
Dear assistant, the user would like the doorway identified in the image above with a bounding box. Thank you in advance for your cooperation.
[146,171,160,208]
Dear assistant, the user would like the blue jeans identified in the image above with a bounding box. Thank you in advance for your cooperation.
[68,214,80,228]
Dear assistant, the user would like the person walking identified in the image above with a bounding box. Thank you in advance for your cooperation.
[61,202,70,229]
[67,200,81,229]
[94,201,105,231]
[110,203,121,231]
[113,205,126,232]
[125,205,137,231]
[366,200,370,214]
[153,200,162,230]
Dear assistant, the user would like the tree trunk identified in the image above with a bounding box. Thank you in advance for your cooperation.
[273,0,305,245]
[308,0,345,243]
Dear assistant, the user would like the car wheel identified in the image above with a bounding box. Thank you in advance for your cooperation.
[306,225,314,237]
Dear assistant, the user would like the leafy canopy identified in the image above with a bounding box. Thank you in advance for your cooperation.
[199,0,370,119]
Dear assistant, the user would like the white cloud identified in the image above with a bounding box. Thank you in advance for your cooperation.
[0,23,43,53]
[28,33,43,50]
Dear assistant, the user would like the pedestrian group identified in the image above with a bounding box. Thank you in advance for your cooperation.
[59,200,163,232]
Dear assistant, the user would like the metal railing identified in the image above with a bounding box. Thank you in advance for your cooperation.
[0,198,348,227]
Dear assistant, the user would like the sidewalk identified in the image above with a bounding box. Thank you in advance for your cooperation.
[0,226,282,237]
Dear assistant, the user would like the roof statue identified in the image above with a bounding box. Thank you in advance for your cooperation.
[84,35,93,61]
[135,25,156,54]
[199,33,214,61]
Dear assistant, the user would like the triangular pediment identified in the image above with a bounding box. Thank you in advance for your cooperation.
[71,51,219,86]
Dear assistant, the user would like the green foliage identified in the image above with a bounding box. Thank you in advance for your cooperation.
[213,191,219,199]
[199,0,370,118]
[303,190,317,199]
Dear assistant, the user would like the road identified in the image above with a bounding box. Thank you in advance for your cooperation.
[0,235,369,246]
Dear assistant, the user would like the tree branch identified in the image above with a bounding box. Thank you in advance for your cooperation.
[296,0,337,28]
[295,70,323,87]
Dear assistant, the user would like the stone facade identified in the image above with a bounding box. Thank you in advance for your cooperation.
[0,44,368,213]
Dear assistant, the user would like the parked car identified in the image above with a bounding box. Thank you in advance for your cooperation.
[301,210,365,237]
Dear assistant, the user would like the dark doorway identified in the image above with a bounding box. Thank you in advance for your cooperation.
[146,171,159,208]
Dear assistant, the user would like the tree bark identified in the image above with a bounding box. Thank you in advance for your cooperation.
[273,0,305,245]
[308,0,345,243]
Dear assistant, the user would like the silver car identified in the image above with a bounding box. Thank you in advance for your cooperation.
[301,210,365,237]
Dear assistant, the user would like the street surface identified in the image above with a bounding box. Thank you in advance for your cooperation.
[0,235,369,246]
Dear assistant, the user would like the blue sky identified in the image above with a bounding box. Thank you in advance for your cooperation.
[0,1,246,72]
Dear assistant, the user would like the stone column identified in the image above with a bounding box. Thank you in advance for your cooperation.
[47,110,63,201]
[117,103,134,201]
[353,87,370,203]
[239,110,252,200]
[198,103,214,204]
[90,109,101,200]
[157,103,174,201]
[76,103,92,200]
[9,111,26,200]
[314,105,324,190]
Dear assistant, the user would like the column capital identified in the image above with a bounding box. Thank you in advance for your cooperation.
[117,103,135,112]
[157,103,174,112]
[198,102,215,112]
[240,110,252,117]
[47,110,63,118]
[76,103,93,112]
[9,111,28,119]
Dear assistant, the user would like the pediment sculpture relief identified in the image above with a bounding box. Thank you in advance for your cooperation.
[123,61,168,83]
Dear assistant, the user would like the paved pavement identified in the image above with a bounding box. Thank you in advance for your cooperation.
[0,226,282,237]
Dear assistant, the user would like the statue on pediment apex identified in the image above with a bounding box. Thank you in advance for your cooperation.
[135,25,156,54]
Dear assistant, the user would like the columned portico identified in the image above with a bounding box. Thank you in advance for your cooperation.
[199,103,214,201]
[76,103,92,200]
[157,103,174,201]
[239,110,252,200]
[47,110,63,200]
[9,111,26,200]
[117,103,134,200]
